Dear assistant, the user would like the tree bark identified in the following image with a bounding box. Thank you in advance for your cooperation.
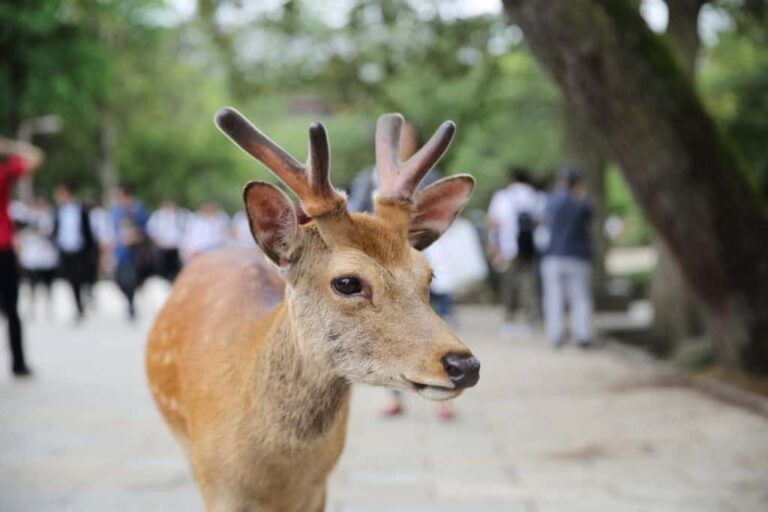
[648,0,707,354]
[98,110,118,204]
[503,0,768,373]
[665,0,705,77]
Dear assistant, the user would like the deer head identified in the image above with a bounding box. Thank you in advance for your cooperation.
[215,108,479,400]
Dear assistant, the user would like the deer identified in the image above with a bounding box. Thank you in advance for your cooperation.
[145,107,481,512]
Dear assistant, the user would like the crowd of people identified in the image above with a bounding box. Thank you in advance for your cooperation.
[11,188,257,324]
[0,136,265,377]
[1,134,594,386]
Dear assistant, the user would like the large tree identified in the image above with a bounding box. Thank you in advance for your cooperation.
[502,0,768,373]
[648,0,707,354]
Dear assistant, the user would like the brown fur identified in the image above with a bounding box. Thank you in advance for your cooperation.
[146,211,473,511]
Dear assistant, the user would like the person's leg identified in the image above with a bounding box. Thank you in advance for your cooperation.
[66,252,86,319]
[437,400,455,421]
[25,270,37,319]
[541,257,565,347]
[159,249,179,282]
[115,261,137,319]
[155,249,168,281]
[519,260,538,328]
[42,269,55,317]
[567,259,594,346]
[381,390,404,417]
[501,261,516,323]
[168,248,182,281]
[82,248,99,306]
[511,260,525,323]
[0,250,29,375]
[503,260,529,337]
[75,250,91,317]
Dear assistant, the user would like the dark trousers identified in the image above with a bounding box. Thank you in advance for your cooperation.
[59,250,89,316]
[115,259,138,318]
[23,268,56,310]
[155,248,181,282]
[430,292,453,319]
[0,249,26,371]
[503,258,539,323]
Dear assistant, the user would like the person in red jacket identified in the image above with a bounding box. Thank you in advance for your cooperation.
[0,137,44,377]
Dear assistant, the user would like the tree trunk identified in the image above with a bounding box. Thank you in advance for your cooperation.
[665,0,705,77]
[648,0,707,353]
[98,110,118,204]
[561,104,608,288]
[503,0,768,373]
[649,243,701,355]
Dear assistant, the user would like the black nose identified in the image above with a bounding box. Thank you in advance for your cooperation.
[442,353,480,389]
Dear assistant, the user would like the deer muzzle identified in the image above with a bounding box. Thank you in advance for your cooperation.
[441,352,481,389]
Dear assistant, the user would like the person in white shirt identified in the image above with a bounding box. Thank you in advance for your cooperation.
[487,167,541,337]
[231,210,256,249]
[380,216,489,421]
[17,197,58,316]
[54,183,95,321]
[181,203,230,261]
[147,200,189,281]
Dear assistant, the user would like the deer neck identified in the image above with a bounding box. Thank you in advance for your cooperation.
[256,301,350,443]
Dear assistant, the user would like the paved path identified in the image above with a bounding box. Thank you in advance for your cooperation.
[1,280,767,511]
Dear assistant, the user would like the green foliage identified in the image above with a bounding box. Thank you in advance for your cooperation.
[203,2,563,208]
[5,0,767,218]
[605,165,651,245]
[700,7,768,201]
[3,0,566,212]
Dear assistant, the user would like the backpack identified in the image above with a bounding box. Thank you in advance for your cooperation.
[516,211,537,261]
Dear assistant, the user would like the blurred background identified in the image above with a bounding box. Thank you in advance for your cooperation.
[1,0,768,511]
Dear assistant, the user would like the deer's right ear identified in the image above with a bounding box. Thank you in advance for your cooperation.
[243,181,299,267]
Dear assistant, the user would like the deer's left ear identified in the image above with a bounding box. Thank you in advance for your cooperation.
[409,174,475,251]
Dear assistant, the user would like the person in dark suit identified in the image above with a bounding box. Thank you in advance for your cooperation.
[53,182,95,322]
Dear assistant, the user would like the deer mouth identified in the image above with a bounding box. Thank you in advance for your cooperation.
[402,376,460,401]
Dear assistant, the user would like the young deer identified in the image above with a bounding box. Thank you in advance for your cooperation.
[146,108,480,512]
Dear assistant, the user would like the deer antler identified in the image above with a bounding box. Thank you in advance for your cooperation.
[375,113,456,201]
[215,107,346,218]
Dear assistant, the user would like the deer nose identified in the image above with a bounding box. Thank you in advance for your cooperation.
[441,353,480,389]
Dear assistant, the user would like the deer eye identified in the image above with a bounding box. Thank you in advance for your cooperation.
[332,276,363,296]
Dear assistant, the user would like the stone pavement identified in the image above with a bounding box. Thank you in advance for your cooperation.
[1,280,767,511]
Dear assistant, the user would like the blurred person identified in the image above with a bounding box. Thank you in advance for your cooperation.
[0,137,44,376]
[89,200,114,278]
[181,202,230,261]
[231,209,256,249]
[348,121,423,213]
[540,169,594,348]
[80,197,103,302]
[89,201,112,247]
[147,200,188,281]
[372,121,472,421]
[110,184,150,320]
[487,166,541,338]
[382,216,489,421]
[532,175,555,253]
[18,197,58,317]
[53,182,95,322]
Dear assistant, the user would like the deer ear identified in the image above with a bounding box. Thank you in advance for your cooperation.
[409,174,475,251]
[243,181,299,267]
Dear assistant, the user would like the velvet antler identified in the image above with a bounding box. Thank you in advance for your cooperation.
[374,113,456,201]
[215,107,346,218]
